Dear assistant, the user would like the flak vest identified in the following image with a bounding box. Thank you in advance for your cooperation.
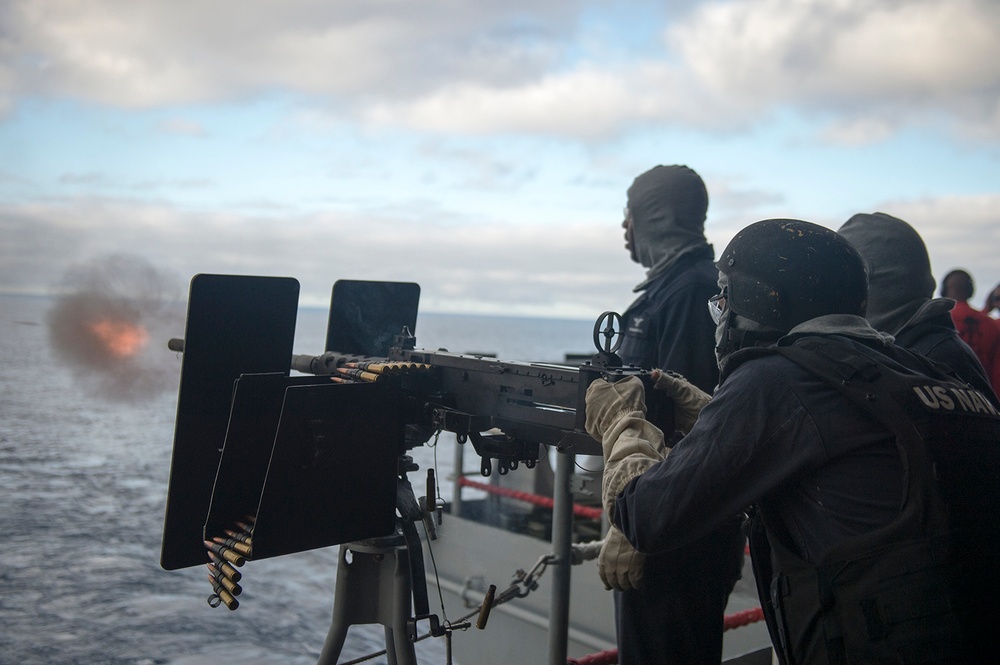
[731,336,1000,664]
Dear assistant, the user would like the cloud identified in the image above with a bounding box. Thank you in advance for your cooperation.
[873,194,1000,287]
[4,0,997,140]
[0,197,640,318]
[0,0,576,107]
[362,60,739,138]
[3,190,998,319]
[363,0,1000,139]
[819,117,895,146]
[671,0,1000,141]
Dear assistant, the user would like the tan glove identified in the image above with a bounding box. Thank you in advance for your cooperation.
[653,370,711,435]
[585,377,668,518]
[584,376,646,447]
[598,526,646,591]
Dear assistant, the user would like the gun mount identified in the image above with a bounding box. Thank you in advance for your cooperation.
[161,275,669,570]
[158,275,673,665]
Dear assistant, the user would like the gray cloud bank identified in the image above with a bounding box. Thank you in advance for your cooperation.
[3,0,999,317]
[3,194,998,318]
[3,0,998,140]
[0,198,640,318]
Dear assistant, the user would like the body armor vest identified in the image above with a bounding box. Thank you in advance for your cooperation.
[740,336,1000,664]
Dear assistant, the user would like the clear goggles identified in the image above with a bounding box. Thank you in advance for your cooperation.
[708,290,727,324]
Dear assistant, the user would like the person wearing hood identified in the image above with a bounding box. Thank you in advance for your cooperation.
[617,165,721,390]
[602,165,744,665]
[837,212,997,405]
[587,218,1000,663]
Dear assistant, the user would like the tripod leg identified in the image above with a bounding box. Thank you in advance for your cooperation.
[315,541,418,665]
[316,474,429,665]
[316,545,355,665]
[385,624,419,665]
[316,620,349,665]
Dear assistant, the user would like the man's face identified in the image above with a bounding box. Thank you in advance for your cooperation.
[622,206,638,263]
[943,273,972,301]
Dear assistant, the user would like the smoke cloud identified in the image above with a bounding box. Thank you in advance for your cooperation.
[47,254,183,402]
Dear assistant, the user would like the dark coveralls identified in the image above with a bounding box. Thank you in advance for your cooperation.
[895,311,999,407]
[614,332,1000,663]
[615,246,745,664]
[618,246,721,391]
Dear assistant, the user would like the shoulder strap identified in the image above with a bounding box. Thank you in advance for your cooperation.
[718,346,777,384]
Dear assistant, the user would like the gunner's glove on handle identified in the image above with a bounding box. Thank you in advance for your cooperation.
[585,377,668,520]
[598,526,646,591]
[652,370,712,435]
[584,375,646,445]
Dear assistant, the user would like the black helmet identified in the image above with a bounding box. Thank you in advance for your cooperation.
[717,218,868,331]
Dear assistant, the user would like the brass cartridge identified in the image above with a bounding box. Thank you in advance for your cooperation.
[345,361,398,374]
[213,536,252,557]
[207,551,242,582]
[209,576,239,611]
[224,528,252,546]
[204,540,245,567]
[335,367,380,383]
[207,565,242,596]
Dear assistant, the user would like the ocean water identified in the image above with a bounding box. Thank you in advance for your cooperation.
[0,293,595,665]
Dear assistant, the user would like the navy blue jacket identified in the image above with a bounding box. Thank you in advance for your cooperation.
[895,311,999,407]
[616,337,907,562]
[618,246,720,392]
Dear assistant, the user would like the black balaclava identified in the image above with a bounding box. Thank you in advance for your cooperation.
[837,212,936,335]
[626,165,710,291]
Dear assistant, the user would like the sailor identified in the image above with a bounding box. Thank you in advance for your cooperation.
[607,165,744,664]
[837,211,998,405]
[617,165,720,390]
[587,218,1000,663]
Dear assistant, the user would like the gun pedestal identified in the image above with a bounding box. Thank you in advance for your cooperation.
[317,459,436,665]
[317,535,417,665]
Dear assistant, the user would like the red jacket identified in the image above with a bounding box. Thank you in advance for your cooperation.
[950,300,1000,392]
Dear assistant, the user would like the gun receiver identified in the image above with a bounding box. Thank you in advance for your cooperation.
[292,344,593,476]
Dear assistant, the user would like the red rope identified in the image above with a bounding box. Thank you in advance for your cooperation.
[724,606,765,630]
[457,476,604,521]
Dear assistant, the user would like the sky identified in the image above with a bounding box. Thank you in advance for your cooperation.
[2,0,999,320]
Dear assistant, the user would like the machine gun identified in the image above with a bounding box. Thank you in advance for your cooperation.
[289,319,658,477]
[159,275,669,664]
